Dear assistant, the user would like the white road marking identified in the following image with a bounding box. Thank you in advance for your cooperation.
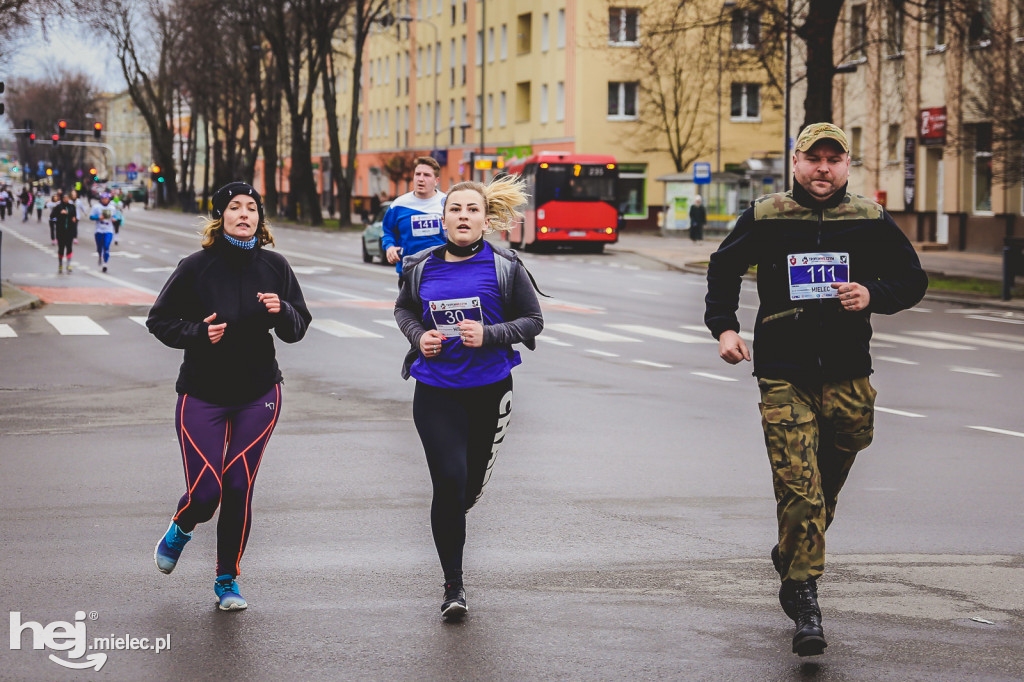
[966,425,1024,438]
[909,331,1024,352]
[586,349,620,357]
[976,332,1024,343]
[557,278,581,284]
[301,283,374,301]
[0,324,17,338]
[906,307,932,313]
[537,336,573,347]
[546,323,641,342]
[310,320,383,338]
[966,315,1024,325]
[129,316,148,327]
[629,289,660,296]
[691,371,739,382]
[634,360,672,368]
[45,315,109,336]
[872,332,975,350]
[680,324,753,342]
[875,406,926,418]
[291,266,333,275]
[373,319,400,329]
[608,324,715,344]
[876,356,920,365]
[132,266,175,273]
[950,366,1001,378]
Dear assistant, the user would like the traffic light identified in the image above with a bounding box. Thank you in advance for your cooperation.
[89,167,98,180]
[151,164,164,184]
[0,81,5,116]
[57,119,68,138]
[51,133,59,146]
[28,133,35,145]
[93,122,103,139]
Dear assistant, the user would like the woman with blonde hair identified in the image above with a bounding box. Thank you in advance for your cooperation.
[395,174,544,621]
[147,182,311,611]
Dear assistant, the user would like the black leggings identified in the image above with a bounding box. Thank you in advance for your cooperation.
[413,375,513,581]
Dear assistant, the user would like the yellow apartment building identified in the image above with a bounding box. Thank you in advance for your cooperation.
[99,91,153,185]
[834,0,1023,252]
[332,0,784,229]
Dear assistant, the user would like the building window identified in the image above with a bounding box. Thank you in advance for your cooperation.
[435,41,441,74]
[540,83,549,124]
[968,0,992,45]
[609,7,639,44]
[417,104,422,133]
[460,97,466,142]
[885,0,905,55]
[488,27,495,62]
[926,0,946,47]
[461,35,466,84]
[887,124,901,163]
[558,9,566,48]
[542,13,550,52]
[850,126,863,164]
[487,93,494,128]
[450,39,456,87]
[850,4,867,59]
[973,123,993,212]
[517,13,532,54]
[475,94,482,133]
[450,0,456,25]
[556,81,565,121]
[476,30,483,66]
[731,10,760,48]
[501,24,508,59]
[607,81,638,119]
[500,91,507,127]
[516,81,531,122]
[729,83,760,121]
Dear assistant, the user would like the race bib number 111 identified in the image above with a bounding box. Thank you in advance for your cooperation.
[787,252,850,300]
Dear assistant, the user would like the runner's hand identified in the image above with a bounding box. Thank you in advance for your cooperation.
[386,246,402,265]
[257,292,281,314]
[204,312,226,344]
[831,282,870,312]
[457,320,484,348]
[718,330,750,364]
[420,329,446,357]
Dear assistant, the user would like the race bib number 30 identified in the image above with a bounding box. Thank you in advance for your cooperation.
[429,297,483,337]
[410,213,442,237]
[787,252,850,300]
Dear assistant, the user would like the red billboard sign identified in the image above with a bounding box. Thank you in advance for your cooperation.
[919,107,947,146]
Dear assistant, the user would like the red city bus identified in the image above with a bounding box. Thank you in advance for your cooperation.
[504,152,619,252]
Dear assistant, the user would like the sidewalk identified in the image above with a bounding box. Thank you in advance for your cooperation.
[0,280,42,318]
[609,231,1024,312]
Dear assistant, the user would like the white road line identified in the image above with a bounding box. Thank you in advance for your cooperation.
[691,371,739,382]
[537,336,573,347]
[310,320,383,338]
[872,332,975,350]
[875,406,926,418]
[906,307,932,313]
[45,315,109,336]
[546,323,641,342]
[909,331,1024,352]
[629,289,660,296]
[876,356,920,365]
[557,278,581,284]
[966,315,1024,325]
[586,349,620,357]
[966,425,1024,438]
[373,319,400,329]
[0,324,16,338]
[976,332,1024,343]
[950,366,1001,377]
[301,283,374,301]
[607,324,715,344]
[545,299,607,313]
[132,266,175,273]
[129,316,149,327]
[634,360,672,368]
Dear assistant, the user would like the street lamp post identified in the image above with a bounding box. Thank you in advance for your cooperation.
[784,0,793,191]
[716,1,737,221]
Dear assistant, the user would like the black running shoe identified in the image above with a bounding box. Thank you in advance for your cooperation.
[441,580,467,621]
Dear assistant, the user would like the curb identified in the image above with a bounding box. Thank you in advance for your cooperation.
[0,282,43,318]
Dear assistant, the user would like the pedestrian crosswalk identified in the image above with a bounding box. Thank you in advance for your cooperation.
[2,314,1022,365]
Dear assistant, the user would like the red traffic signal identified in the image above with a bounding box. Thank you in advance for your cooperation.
[28,133,36,145]
[58,119,68,138]
[93,122,103,139]
[51,133,59,146]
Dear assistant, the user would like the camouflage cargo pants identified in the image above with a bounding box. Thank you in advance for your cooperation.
[757,377,876,582]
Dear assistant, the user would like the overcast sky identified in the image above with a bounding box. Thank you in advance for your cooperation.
[5,17,124,93]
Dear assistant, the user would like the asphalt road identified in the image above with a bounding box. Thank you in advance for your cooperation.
[0,210,1022,680]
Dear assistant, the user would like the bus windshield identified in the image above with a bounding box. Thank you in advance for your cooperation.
[535,164,617,204]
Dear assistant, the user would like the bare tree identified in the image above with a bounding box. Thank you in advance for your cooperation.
[5,67,99,190]
[77,0,182,207]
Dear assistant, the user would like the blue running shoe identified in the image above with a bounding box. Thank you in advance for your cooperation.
[215,575,247,611]
[154,521,192,574]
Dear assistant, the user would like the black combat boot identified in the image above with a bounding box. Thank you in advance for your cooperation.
[780,579,827,657]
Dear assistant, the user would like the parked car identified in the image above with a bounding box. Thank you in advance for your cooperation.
[361,201,392,265]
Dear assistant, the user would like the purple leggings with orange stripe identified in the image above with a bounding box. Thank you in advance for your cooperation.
[172,384,281,577]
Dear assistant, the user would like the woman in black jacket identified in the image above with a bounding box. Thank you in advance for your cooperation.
[147,182,311,611]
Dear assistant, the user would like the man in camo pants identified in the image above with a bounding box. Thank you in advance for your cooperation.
[704,122,928,656]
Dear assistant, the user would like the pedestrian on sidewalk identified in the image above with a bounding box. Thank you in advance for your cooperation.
[394,174,544,622]
[147,182,311,611]
[704,122,928,657]
[689,195,706,244]
[50,192,77,274]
